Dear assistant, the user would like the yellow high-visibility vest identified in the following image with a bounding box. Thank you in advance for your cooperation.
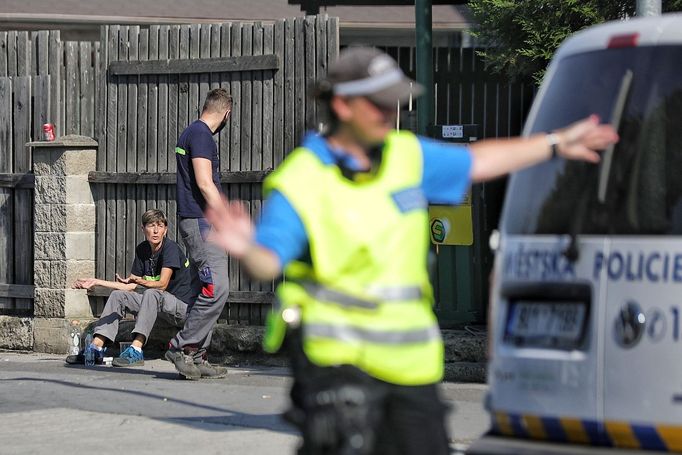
[263,131,443,386]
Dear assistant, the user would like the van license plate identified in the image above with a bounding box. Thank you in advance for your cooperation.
[505,301,587,349]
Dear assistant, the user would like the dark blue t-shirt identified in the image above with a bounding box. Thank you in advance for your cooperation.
[130,238,198,305]
[176,120,222,218]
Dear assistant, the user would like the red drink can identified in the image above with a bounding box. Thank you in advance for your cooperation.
[42,123,56,141]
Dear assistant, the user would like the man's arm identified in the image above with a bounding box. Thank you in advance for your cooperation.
[192,157,223,213]
[469,115,618,182]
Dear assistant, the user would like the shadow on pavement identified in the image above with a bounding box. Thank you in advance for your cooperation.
[63,361,293,381]
[162,414,298,434]
[62,363,183,380]
[0,376,295,434]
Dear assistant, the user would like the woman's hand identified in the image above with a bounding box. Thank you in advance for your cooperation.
[116,273,141,284]
[73,278,98,289]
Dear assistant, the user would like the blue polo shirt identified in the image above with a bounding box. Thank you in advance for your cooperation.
[176,120,222,218]
[255,132,473,268]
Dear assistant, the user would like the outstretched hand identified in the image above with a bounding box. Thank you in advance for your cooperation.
[73,278,98,289]
[205,196,255,259]
[116,273,141,284]
[555,115,619,163]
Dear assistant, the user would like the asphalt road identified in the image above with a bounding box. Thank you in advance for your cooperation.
[0,351,488,454]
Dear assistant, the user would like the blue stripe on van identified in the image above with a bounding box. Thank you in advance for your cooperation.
[632,424,667,451]
[508,413,529,438]
[489,412,682,451]
[582,420,612,446]
[491,411,682,453]
[541,416,567,442]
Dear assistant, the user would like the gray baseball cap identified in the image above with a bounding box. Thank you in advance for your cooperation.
[325,47,424,109]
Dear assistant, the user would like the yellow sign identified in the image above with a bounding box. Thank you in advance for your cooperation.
[428,194,473,246]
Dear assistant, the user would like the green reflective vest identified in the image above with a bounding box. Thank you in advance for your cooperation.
[263,131,443,386]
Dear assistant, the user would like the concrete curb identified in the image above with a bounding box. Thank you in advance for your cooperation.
[14,314,488,383]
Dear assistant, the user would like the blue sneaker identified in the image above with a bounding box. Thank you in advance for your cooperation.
[65,345,105,365]
[112,346,144,367]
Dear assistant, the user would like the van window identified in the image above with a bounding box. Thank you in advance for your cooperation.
[503,46,682,235]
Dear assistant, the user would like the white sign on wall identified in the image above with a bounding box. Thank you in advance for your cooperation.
[441,125,464,139]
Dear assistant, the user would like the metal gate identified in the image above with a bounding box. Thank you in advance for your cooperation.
[383,44,536,327]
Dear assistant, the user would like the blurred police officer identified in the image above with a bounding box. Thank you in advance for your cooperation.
[206,47,618,454]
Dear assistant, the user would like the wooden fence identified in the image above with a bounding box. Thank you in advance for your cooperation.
[0,31,98,315]
[91,17,339,324]
[0,20,536,325]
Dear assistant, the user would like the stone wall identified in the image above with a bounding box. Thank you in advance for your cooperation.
[30,136,98,353]
[0,316,33,351]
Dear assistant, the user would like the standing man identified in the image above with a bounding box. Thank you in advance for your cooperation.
[206,47,619,454]
[68,209,195,367]
[165,88,232,379]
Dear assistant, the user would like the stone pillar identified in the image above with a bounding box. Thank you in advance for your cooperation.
[29,135,98,354]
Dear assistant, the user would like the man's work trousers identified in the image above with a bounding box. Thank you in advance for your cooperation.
[169,217,230,358]
[93,289,188,343]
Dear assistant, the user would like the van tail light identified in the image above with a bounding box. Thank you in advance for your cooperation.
[608,33,639,48]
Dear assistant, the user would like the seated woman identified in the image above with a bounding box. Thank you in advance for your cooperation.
[67,209,198,368]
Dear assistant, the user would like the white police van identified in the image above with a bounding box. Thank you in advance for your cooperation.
[468,13,682,455]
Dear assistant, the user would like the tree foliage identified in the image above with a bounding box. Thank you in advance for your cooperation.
[469,0,682,84]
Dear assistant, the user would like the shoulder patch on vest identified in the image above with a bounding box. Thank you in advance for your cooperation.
[391,186,427,213]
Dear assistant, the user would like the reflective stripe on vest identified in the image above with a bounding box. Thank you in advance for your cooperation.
[305,323,441,345]
[302,282,423,310]
[366,285,423,301]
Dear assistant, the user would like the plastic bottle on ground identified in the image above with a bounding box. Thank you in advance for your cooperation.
[70,326,81,356]
[84,333,95,366]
